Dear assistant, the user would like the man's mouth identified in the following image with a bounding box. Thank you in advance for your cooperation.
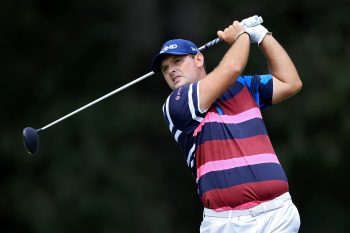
[173,76,181,84]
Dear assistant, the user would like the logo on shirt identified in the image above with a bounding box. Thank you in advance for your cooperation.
[175,87,182,101]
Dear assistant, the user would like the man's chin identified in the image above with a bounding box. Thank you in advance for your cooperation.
[174,82,186,89]
[174,84,182,89]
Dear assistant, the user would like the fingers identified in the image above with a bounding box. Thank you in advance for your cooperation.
[217,30,224,38]
[217,21,245,45]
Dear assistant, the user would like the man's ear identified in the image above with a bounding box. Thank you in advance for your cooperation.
[194,53,205,68]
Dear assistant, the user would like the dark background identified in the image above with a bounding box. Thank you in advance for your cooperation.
[1,0,350,232]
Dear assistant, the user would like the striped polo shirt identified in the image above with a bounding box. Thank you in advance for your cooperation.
[162,74,289,211]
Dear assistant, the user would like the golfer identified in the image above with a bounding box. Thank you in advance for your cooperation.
[151,18,302,233]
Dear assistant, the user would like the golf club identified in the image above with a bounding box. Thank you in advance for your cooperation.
[23,16,263,155]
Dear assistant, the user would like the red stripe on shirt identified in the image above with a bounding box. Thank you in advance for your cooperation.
[200,180,289,210]
[219,87,258,115]
[196,135,276,167]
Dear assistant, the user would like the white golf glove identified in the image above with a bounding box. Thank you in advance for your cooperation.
[244,24,271,45]
[240,15,263,28]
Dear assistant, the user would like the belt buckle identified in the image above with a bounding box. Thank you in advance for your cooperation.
[250,204,264,217]
[248,208,254,216]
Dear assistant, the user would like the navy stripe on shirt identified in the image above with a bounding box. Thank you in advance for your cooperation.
[197,118,268,144]
[198,163,288,196]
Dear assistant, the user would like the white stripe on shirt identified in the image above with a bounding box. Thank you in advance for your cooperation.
[187,144,196,167]
[164,96,182,142]
[164,96,174,131]
[188,84,203,122]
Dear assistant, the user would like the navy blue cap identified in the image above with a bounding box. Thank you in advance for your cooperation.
[151,39,199,72]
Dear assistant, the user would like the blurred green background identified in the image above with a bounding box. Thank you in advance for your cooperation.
[1,0,350,232]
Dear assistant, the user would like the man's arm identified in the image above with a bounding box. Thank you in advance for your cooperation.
[259,35,302,104]
[199,21,250,111]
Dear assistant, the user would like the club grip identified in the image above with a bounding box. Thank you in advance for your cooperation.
[199,16,263,52]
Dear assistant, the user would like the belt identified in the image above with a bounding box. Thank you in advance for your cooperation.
[204,192,291,218]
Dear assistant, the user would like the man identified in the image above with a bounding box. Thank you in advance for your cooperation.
[151,18,302,233]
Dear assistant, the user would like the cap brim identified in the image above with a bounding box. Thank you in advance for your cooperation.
[151,51,194,73]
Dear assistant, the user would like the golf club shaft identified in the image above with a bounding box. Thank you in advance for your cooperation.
[38,37,222,132]
[198,38,222,51]
[37,16,265,132]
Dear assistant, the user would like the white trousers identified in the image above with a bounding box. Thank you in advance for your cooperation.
[200,193,300,233]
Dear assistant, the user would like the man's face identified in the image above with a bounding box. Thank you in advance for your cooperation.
[160,54,203,90]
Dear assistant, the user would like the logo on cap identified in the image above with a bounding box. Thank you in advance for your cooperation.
[151,39,199,72]
[160,44,178,53]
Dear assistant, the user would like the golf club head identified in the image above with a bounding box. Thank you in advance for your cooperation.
[23,127,40,155]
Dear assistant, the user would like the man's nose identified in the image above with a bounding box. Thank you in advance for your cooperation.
[168,66,176,75]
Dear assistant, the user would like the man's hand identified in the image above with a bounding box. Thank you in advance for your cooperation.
[217,21,246,45]
[244,24,271,45]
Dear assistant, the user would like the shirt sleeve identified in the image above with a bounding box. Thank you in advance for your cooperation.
[162,82,205,134]
[237,74,273,109]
